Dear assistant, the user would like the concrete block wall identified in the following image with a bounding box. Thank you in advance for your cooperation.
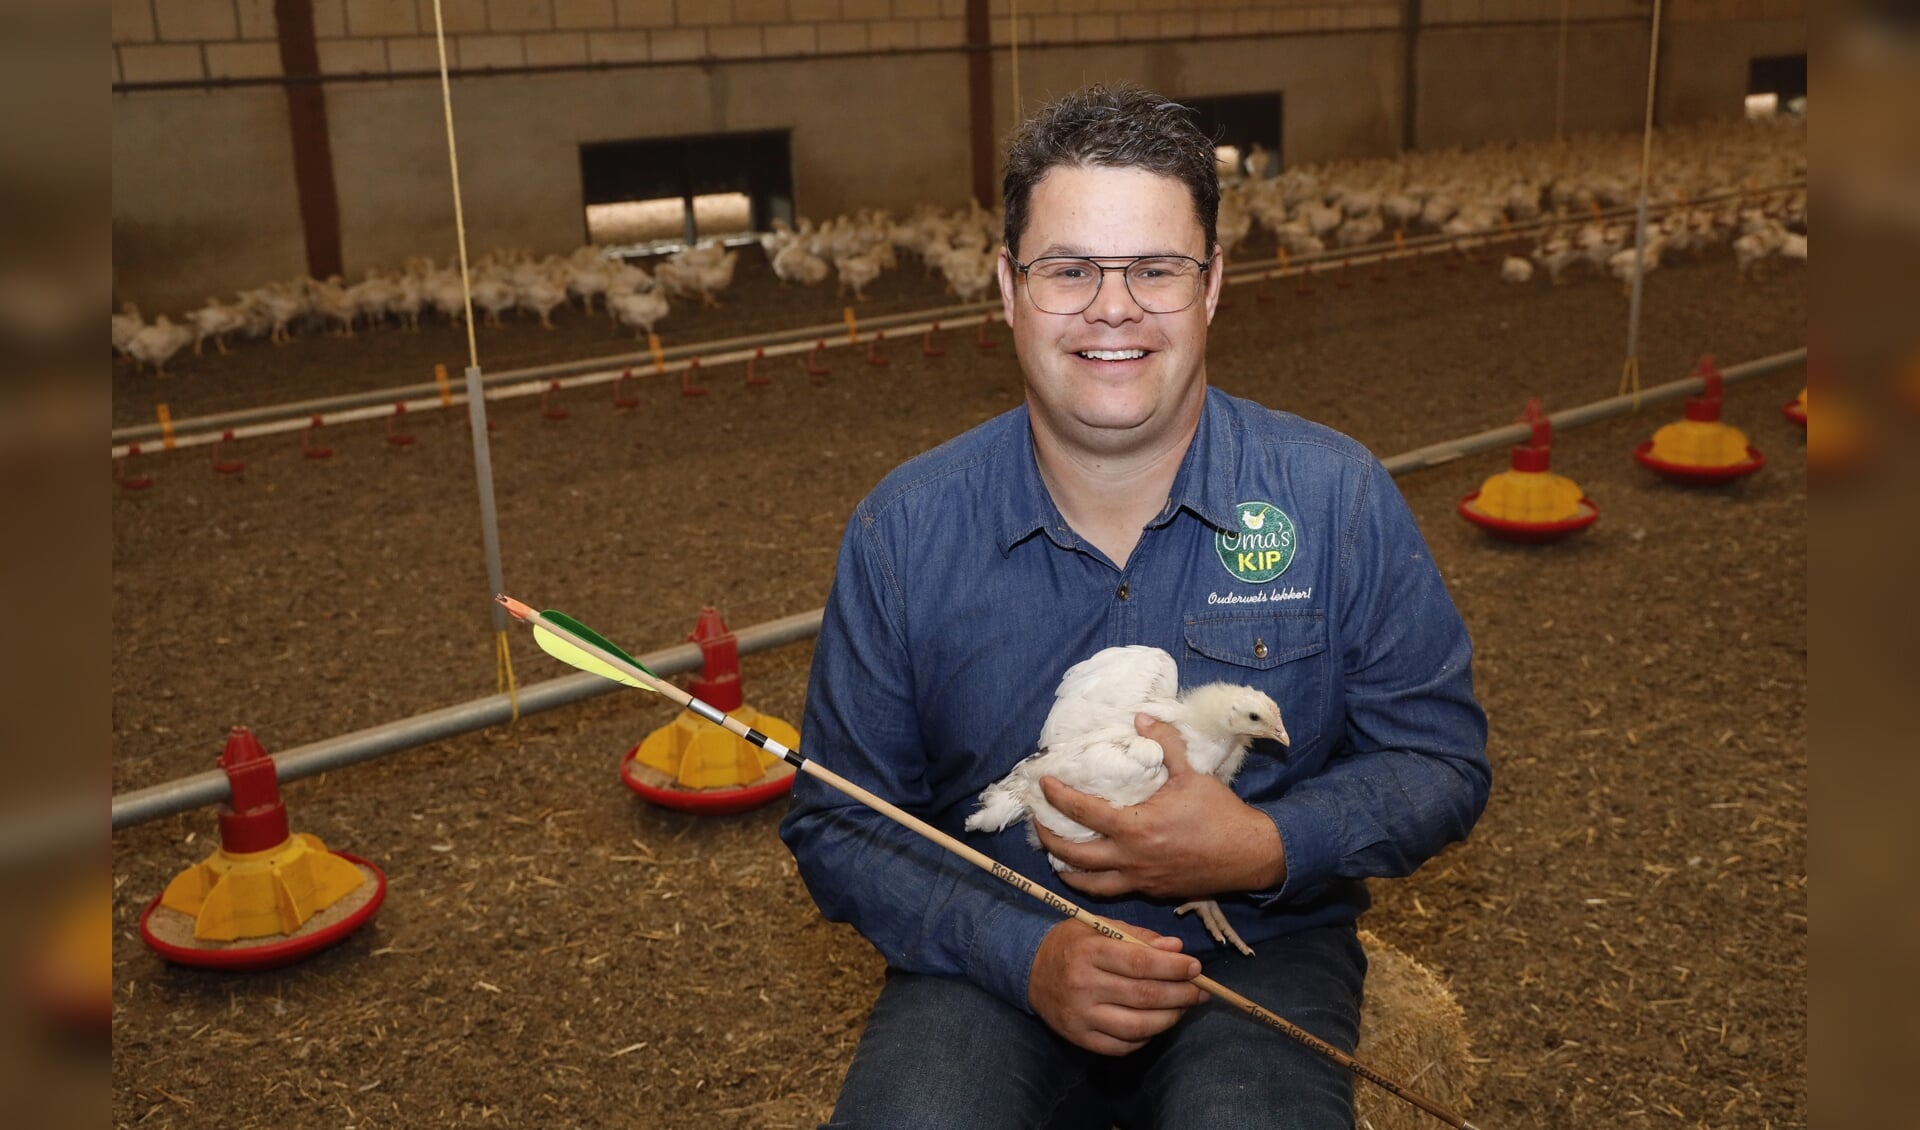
[112,0,1803,310]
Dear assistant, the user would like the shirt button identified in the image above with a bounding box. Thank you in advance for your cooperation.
[1116,583,1131,601]
[1253,638,1269,659]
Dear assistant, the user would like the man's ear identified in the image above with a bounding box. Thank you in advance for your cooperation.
[1203,244,1226,323]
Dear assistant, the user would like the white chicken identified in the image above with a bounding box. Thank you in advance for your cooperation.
[125,315,195,376]
[772,240,830,287]
[834,249,886,301]
[111,302,142,361]
[937,246,998,302]
[607,286,670,338]
[964,645,1289,955]
[186,297,246,355]
[1499,256,1535,284]
[656,244,740,308]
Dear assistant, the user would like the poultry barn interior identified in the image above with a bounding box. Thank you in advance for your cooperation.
[104,1,1810,1127]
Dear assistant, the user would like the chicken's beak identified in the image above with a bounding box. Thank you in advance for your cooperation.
[1265,722,1291,748]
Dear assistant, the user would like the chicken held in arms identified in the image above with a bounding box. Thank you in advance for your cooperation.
[964,645,1289,955]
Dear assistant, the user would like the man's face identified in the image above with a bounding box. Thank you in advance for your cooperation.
[997,164,1222,460]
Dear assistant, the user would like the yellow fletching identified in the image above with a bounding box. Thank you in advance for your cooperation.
[532,623,655,692]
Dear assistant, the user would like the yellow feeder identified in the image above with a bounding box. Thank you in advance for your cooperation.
[1634,356,1764,483]
[139,727,386,970]
[621,608,800,814]
[1459,399,1598,542]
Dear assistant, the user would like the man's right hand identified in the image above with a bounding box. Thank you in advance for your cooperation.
[1027,920,1210,1055]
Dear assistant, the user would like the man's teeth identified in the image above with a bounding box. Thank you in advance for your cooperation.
[1078,349,1147,361]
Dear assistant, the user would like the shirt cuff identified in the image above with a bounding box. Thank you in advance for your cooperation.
[1250,794,1338,907]
[964,894,1063,1014]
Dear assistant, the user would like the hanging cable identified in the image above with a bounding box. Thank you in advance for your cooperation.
[431,0,518,713]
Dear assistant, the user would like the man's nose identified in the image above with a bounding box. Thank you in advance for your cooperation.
[1084,267,1144,322]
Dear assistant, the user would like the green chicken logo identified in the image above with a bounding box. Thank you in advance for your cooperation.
[1216,501,1297,583]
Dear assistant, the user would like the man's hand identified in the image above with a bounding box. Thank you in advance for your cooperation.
[1027,919,1209,1055]
[1036,714,1285,899]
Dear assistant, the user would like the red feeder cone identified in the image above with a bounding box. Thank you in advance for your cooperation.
[922,322,947,357]
[1634,356,1765,484]
[805,338,832,382]
[680,358,709,397]
[540,380,570,420]
[300,416,334,459]
[115,443,154,490]
[1458,398,1600,543]
[745,347,771,386]
[139,727,386,971]
[385,403,417,446]
[865,331,891,367]
[622,608,799,815]
[975,315,999,350]
[210,430,246,475]
[612,367,640,409]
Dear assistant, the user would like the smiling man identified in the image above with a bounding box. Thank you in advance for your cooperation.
[781,85,1489,1128]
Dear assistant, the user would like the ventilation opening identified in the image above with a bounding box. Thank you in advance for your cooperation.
[1182,92,1285,181]
[1746,53,1807,118]
[580,130,794,255]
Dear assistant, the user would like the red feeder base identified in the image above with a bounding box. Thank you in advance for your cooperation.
[620,746,796,816]
[1457,493,1599,543]
[1632,441,1765,484]
[137,853,387,972]
[1782,397,1807,427]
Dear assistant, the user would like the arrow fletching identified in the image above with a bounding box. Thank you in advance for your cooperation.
[531,609,657,692]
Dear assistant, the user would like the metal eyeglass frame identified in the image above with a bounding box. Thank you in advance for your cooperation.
[1009,253,1213,315]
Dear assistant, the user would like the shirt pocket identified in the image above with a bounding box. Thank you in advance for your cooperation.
[1182,609,1332,770]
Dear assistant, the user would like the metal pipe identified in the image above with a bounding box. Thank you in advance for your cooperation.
[99,346,1805,848]
[1382,347,1804,474]
[103,608,822,837]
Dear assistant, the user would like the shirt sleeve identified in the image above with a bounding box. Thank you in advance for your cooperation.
[778,506,1062,1012]
[1252,459,1491,904]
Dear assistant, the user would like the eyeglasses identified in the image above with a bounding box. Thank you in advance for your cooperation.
[1010,254,1211,316]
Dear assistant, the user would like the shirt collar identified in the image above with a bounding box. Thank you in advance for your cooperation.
[992,389,1242,556]
[1154,387,1241,534]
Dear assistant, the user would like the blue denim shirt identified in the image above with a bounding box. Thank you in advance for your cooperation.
[779,387,1489,1013]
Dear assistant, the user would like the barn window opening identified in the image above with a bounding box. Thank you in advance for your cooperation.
[1746,53,1807,119]
[1183,92,1284,181]
[580,131,793,256]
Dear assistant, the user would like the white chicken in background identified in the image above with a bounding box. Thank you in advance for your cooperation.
[656,244,740,308]
[112,302,142,361]
[964,645,1290,956]
[1215,191,1254,257]
[937,246,998,303]
[607,285,670,339]
[186,297,246,354]
[125,314,195,376]
[834,248,886,300]
[772,240,830,286]
[1500,256,1535,284]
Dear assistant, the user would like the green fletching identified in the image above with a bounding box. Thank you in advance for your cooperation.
[532,609,658,691]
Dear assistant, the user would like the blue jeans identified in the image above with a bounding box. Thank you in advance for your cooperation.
[825,924,1367,1129]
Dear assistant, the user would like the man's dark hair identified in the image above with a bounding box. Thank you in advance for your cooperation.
[1001,84,1220,259]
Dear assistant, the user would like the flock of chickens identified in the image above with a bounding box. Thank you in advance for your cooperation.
[112,117,1803,378]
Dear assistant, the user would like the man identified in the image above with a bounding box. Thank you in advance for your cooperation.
[780,84,1489,1128]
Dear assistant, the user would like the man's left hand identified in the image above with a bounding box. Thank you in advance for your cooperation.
[1036,713,1286,900]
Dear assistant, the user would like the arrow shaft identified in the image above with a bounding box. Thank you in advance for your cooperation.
[497,595,1478,1130]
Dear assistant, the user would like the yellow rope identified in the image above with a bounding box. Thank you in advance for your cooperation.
[496,631,520,721]
[433,1,513,710]
[430,0,480,371]
[1618,355,1641,406]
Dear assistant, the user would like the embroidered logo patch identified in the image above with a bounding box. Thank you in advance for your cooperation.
[1215,501,1297,583]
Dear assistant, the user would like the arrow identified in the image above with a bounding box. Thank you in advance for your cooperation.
[493,594,1483,1130]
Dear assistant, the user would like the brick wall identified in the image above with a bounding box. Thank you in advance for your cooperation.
[112,0,1805,84]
